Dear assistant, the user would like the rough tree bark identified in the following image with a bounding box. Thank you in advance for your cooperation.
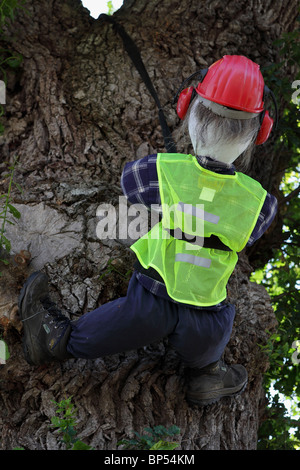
[0,0,298,450]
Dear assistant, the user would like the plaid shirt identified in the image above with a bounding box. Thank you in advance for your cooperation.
[121,154,278,306]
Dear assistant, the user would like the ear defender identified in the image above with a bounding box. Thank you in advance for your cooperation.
[255,111,274,145]
[255,85,277,145]
[173,68,208,120]
[176,86,195,120]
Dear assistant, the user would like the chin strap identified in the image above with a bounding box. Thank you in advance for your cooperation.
[100,14,177,153]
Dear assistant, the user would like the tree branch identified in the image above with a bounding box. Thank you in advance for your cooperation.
[271,289,300,302]
[279,185,300,205]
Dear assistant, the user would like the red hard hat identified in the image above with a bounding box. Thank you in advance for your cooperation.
[195,55,265,113]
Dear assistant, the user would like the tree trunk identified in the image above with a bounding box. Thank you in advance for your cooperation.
[0,0,298,450]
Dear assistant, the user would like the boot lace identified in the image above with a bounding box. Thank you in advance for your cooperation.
[41,297,70,330]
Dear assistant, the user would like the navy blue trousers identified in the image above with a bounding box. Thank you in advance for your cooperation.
[67,273,235,369]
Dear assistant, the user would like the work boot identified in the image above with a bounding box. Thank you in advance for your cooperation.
[18,271,73,365]
[186,359,248,406]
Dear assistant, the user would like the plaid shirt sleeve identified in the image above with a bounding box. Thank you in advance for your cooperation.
[121,154,160,208]
[120,154,278,246]
[246,193,278,246]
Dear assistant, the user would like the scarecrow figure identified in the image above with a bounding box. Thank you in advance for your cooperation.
[19,55,278,406]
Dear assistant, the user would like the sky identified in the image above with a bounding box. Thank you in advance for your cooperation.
[81,0,123,18]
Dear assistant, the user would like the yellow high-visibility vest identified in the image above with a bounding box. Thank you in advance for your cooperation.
[131,153,267,306]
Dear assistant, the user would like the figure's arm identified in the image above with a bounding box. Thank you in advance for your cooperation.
[247,193,278,246]
[121,154,161,209]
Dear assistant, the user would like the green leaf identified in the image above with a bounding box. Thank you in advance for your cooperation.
[14,182,23,194]
[0,234,11,252]
[72,440,93,450]
[6,54,22,68]
[7,203,20,219]
[150,440,179,450]
[51,416,61,427]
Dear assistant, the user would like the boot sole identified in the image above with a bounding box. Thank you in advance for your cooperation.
[18,271,49,365]
[187,380,248,407]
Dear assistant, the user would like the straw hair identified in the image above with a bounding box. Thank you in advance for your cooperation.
[176,96,261,171]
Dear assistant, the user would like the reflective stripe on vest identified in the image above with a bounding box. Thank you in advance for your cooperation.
[130,153,267,306]
[177,201,220,225]
[175,253,211,268]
